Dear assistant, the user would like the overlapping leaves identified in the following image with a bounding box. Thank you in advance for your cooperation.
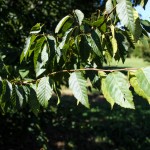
[0,4,150,113]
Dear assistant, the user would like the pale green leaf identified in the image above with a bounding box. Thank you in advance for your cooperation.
[130,72,150,104]
[133,67,150,103]
[69,72,89,108]
[102,72,134,109]
[116,0,135,34]
[101,76,115,108]
[110,25,118,55]
[111,38,118,56]
[37,77,53,107]
[55,15,71,33]
[106,0,114,18]
[74,9,84,25]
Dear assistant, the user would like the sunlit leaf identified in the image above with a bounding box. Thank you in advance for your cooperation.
[102,72,134,109]
[130,67,150,104]
[116,0,135,34]
[55,15,71,33]
[30,23,43,34]
[74,9,84,25]
[69,72,89,108]
[37,77,53,108]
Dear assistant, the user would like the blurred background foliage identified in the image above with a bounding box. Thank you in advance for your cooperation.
[130,36,150,62]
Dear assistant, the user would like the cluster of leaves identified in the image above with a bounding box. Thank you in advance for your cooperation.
[0,0,150,114]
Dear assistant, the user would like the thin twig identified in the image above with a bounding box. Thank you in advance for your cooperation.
[48,67,138,76]
[14,67,139,85]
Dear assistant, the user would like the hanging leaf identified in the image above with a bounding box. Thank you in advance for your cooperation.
[69,72,89,108]
[101,73,115,108]
[130,67,150,104]
[11,85,24,109]
[102,72,134,109]
[133,9,142,41]
[87,29,102,58]
[74,9,84,25]
[33,36,45,70]
[28,85,40,116]
[129,71,150,104]
[106,0,114,18]
[55,15,71,33]
[110,25,118,55]
[1,80,12,103]
[78,35,91,61]
[37,77,53,108]
[35,43,49,77]
[20,35,37,63]
[116,0,135,34]
[58,28,74,50]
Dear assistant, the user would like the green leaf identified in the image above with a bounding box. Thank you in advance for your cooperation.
[115,32,129,63]
[102,72,134,109]
[69,72,89,108]
[141,19,150,33]
[110,25,118,55]
[28,85,40,116]
[11,85,24,109]
[101,73,115,108]
[30,23,43,34]
[58,28,74,50]
[87,29,102,58]
[0,80,12,111]
[133,9,142,41]
[55,15,71,33]
[35,43,49,77]
[1,80,12,103]
[37,77,53,107]
[19,69,29,78]
[33,36,45,70]
[116,0,135,34]
[78,35,91,61]
[106,0,114,18]
[131,67,150,104]
[62,18,74,33]
[92,17,104,27]
[74,9,84,25]
[129,72,150,104]
[20,35,37,63]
